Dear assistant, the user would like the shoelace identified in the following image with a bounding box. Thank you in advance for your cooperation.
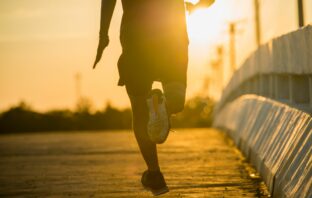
[149,119,163,129]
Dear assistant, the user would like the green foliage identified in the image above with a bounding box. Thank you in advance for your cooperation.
[0,97,215,133]
[171,96,215,128]
[0,102,132,133]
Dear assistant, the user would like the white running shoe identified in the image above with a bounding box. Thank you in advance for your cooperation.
[146,89,170,144]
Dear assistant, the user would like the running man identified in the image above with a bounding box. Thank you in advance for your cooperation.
[93,0,214,196]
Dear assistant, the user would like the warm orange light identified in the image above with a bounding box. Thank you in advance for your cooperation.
[187,9,212,44]
[186,3,223,46]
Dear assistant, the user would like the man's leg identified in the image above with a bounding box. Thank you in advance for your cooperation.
[126,84,160,171]
[128,93,169,195]
[163,81,187,115]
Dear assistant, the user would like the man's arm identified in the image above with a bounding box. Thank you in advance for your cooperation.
[93,0,117,69]
[99,0,117,40]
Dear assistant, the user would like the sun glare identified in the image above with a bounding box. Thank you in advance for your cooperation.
[186,4,224,46]
[187,0,199,3]
[187,9,213,44]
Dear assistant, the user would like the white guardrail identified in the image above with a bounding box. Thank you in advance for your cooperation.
[214,95,311,198]
[216,25,312,114]
[214,26,312,198]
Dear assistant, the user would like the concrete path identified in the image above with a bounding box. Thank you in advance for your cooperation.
[0,129,270,197]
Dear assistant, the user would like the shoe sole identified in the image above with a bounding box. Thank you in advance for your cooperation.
[143,186,169,196]
[147,92,170,144]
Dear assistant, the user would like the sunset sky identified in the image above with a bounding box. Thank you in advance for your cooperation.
[1,0,311,111]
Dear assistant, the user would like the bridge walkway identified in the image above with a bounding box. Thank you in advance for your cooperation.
[0,129,270,197]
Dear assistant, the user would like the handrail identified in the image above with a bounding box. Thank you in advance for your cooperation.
[216,25,312,114]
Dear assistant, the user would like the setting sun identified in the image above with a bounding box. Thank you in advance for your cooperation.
[187,6,222,44]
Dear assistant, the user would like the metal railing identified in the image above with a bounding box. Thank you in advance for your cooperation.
[216,25,312,114]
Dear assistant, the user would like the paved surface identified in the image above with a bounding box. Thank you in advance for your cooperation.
[0,129,270,197]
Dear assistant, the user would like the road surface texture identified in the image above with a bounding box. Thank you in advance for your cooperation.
[0,129,270,197]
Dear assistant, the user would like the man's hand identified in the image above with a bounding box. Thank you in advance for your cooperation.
[185,2,196,14]
[199,0,215,7]
[93,36,109,69]
[186,0,215,14]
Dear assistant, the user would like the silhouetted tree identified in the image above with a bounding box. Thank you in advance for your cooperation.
[0,97,214,133]
[172,96,215,128]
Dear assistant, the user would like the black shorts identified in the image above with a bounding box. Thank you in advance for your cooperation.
[125,77,153,97]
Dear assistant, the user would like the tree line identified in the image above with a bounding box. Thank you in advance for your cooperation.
[0,96,214,133]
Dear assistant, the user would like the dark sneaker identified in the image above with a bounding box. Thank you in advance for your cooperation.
[146,89,170,144]
[141,170,169,196]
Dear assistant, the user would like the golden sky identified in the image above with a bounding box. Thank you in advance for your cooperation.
[0,0,311,111]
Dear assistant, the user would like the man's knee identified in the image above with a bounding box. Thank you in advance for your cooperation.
[166,97,185,114]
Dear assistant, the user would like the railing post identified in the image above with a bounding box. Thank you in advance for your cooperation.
[274,75,278,100]
[259,75,263,96]
[289,75,294,104]
[290,75,310,105]
[253,76,259,95]
[275,75,290,102]
[269,75,274,98]
[308,76,312,108]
